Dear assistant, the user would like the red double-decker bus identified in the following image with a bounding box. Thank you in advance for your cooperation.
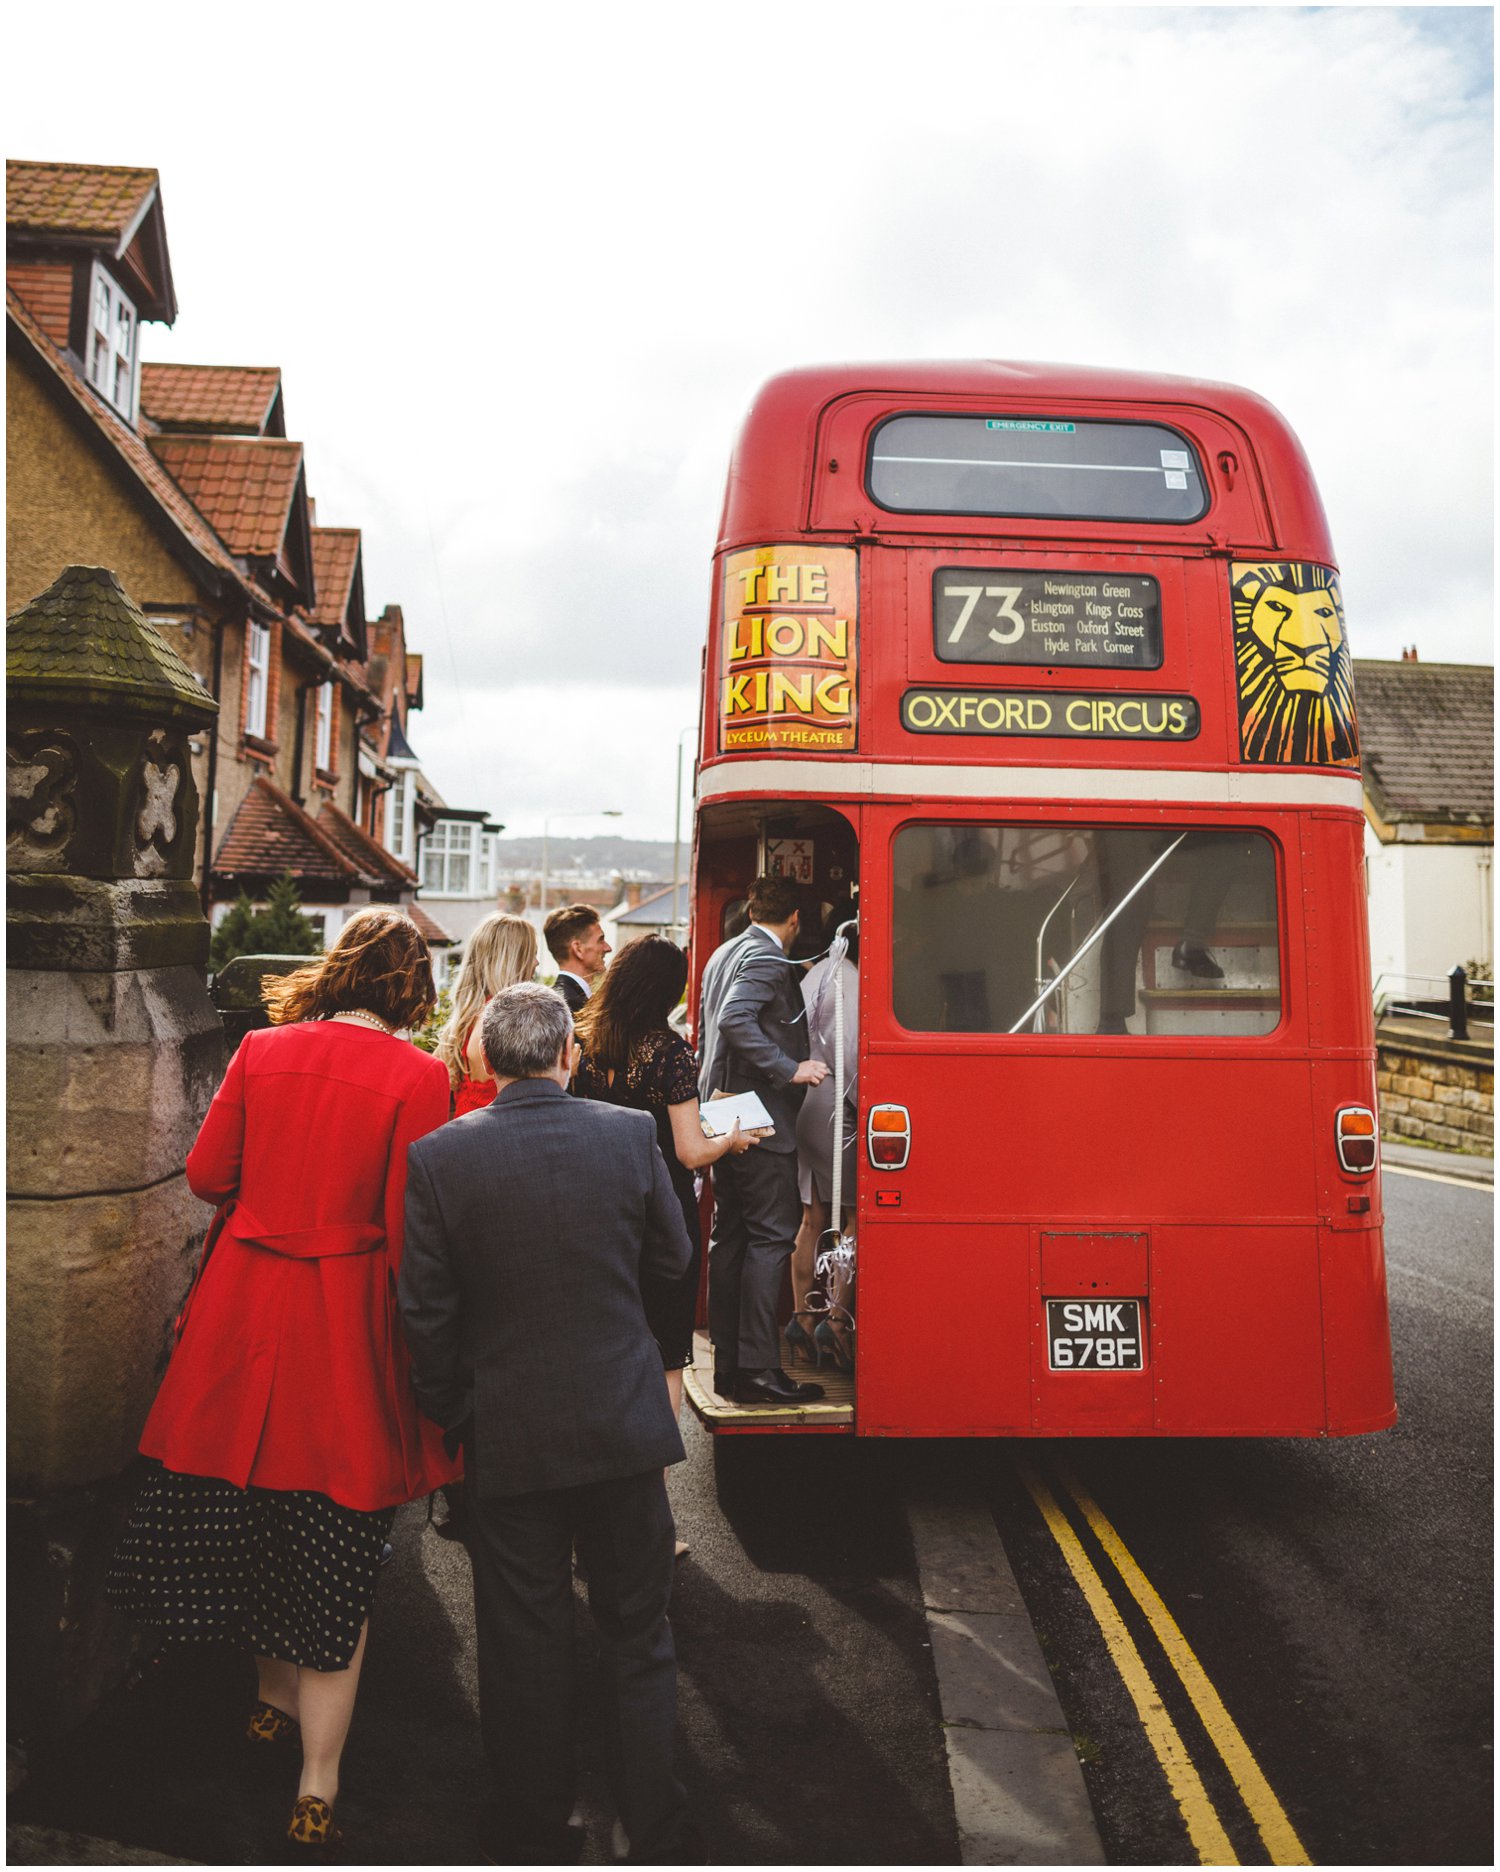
[684,361,1395,1440]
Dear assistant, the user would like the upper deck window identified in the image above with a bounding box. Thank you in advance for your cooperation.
[868,414,1208,524]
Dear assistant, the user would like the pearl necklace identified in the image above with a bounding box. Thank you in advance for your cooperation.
[331,1009,391,1033]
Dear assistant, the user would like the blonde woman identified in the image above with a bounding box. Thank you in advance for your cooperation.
[437,913,540,1116]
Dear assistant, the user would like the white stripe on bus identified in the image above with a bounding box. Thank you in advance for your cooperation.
[697,759,1365,811]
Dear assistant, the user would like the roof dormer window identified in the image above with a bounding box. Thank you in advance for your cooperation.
[87,261,138,419]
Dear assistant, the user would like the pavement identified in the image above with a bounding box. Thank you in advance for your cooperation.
[1381,1137,1493,1184]
[7,1423,1095,1868]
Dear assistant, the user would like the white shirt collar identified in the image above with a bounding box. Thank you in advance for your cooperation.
[559,969,591,997]
[754,923,784,952]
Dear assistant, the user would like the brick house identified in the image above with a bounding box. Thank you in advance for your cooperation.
[7,159,497,964]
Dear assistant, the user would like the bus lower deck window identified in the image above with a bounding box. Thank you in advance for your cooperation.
[892,824,1280,1037]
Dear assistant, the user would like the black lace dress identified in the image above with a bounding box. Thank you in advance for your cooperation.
[573,1028,703,1369]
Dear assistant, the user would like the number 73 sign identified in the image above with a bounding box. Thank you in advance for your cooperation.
[944,583,1026,646]
[932,566,1162,670]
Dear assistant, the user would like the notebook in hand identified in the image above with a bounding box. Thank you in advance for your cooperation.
[700,1090,776,1139]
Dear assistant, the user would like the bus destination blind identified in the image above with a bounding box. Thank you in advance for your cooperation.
[933,568,1162,669]
[901,688,1199,740]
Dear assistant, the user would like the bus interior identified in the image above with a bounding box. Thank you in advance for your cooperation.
[687,800,861,1430]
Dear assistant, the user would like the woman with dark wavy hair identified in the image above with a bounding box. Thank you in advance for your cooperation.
[572,935,755,1550]
[108,906,461,1853]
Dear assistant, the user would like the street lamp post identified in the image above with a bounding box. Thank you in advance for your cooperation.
[671,724,696,944]
[540,809,622,924]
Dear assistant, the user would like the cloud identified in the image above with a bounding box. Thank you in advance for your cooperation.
[9,1,1491,835]
[410,679,701,841]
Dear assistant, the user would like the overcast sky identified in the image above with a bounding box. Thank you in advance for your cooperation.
[11,3,1493,842]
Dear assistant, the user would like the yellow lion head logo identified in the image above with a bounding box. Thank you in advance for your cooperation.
[1245,581,1344,695]
[1232,561,1359,766]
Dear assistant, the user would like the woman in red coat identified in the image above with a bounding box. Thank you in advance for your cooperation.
[108,907,460,1852]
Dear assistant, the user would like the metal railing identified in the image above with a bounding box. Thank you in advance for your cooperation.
[1373,967,1494,1042]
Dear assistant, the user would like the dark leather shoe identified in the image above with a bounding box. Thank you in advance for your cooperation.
[1172,940,1224,979]
[712,1365,738,1398]
[734,1368,825,1405]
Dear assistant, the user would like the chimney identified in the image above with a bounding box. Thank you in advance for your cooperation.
[1401,644,1420,662]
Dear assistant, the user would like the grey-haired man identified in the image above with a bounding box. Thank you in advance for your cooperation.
[399,982,698,1866]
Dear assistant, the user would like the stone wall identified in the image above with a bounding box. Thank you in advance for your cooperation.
[1376,1019,1494,1156]
[7,565,224,1745]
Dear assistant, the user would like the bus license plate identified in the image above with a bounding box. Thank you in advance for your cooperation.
[1046,1299,1143,1371]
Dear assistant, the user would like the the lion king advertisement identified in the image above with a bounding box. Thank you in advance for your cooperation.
[719,545,858,752]
[1231,560,1359,767]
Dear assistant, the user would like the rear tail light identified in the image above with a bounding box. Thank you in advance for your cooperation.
[868,1103,910,1170]
[1336,1106,1378,1174]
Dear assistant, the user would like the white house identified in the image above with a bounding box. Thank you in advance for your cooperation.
[1356,658,1493,999]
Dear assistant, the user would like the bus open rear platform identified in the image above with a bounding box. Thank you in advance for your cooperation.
[684,1330,855,1432]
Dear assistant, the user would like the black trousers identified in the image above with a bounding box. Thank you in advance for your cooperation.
[708,1145,801,1369]
[465,1464,685,1863]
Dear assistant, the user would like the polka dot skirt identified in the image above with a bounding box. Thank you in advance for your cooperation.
[106,1464,395,1672]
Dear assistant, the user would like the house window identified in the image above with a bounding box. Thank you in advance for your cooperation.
[315,679,334,773]
[478,833,495,896]
[245,622,271,739]
[422,820,473,896]
[86,262,138,420]
[387,768,410,859]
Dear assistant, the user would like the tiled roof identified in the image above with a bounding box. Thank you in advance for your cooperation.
[7,161,157,244]
[1354,659,1493,829]
[7,262,72,345]
[315,801,419,887]
[7,288,268,610]
[407,903,456,945]
[308,528,361,628]
[8,563,216,724]
[140,363,280,436]
[151,436,303,559]
[213,775,359,884]
[615,881,687,926]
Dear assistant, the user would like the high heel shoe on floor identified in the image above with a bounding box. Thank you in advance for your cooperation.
[784,1317,821,1366]
[813,1320,854,1373]
[287,1795,342,1850]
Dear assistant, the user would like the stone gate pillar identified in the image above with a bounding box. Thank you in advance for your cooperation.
[7,565,226,1745]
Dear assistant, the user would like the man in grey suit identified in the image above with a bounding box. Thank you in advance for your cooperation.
[697,874,830,1407]
[399,982,697,1866]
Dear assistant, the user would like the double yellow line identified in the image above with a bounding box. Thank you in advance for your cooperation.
[1018,1459,1310,1867]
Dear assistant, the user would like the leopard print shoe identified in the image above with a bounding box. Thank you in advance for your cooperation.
[287,1795,342,1848]
[247,1700,301,1750]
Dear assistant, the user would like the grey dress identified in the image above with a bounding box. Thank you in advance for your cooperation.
[795,954,859,1205]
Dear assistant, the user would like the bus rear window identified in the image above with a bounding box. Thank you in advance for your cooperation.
[868,415,1208,523]
[893,824,1279,1037]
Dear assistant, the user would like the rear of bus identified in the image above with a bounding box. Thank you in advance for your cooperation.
[689,363,1395,1439]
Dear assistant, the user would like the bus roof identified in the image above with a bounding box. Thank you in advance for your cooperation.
[718,360,1333,559]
